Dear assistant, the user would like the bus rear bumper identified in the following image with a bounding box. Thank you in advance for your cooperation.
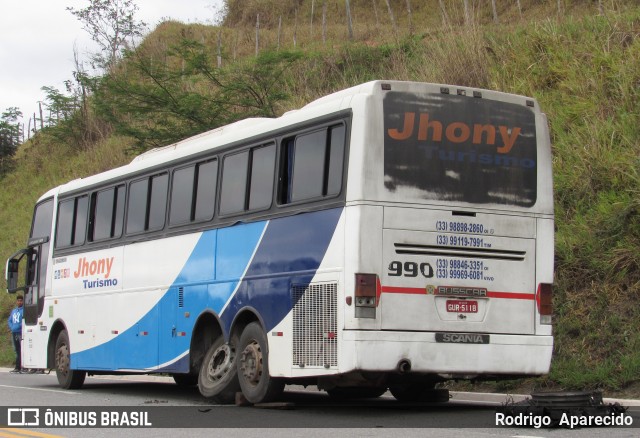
[342,330,553,376]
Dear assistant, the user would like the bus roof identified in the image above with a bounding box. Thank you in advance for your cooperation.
[43,80,539,201]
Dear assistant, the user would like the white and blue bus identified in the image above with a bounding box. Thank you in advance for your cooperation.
[6,80,554,404]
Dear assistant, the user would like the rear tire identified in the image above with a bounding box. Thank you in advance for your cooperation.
[198,335,240,404]
[237,322,284,404]
[54,330,86,389]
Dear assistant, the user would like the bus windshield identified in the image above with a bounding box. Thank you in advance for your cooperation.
[383,91,538,207]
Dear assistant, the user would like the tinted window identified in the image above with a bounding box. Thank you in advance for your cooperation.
[148,174,168,231]
[249,144,275,211]
[194,160,217,222]
[92,186,125,241]
[93,188,115,241]
[383,91,537,207]
[31,199,54,240]
[291,130,327,202]
[279,124,346,205]
[170,166,195,226]
[73,196,88,245]
[220,151,248,215]
[56,200,75,247]
[327,125,345,196]
[113,186,125,238]
[55,196,87,247]
[127,179,148,234]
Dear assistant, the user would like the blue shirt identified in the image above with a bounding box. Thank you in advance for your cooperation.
[7,306,23,334]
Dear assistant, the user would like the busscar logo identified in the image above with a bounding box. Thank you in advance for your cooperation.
[8,408,40,426]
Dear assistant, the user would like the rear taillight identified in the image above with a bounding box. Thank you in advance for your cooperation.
[354,273,380,318]
[537,283,553,325]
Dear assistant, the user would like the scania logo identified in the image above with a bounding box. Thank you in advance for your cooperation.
[435,333,490,344]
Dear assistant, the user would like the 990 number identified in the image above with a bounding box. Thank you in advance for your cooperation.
[388,261,434,278]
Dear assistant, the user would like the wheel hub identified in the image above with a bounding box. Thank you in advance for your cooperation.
[208,344,235,382]
[240,341,262,385]
[56,344,70,377]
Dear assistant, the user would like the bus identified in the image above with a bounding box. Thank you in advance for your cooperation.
[6,80,554,404]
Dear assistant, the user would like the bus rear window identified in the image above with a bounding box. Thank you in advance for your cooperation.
[383,92,537,207]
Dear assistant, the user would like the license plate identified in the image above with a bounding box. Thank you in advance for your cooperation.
[446,300,478,313]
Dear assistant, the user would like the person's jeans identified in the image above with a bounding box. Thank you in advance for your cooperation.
[12,333,21,370]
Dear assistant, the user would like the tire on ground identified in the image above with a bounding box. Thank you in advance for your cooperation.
[236,322,284,404]
[198,335,241,404]
[54,329,86,390]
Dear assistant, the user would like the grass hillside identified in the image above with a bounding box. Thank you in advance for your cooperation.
[1,0,639,394]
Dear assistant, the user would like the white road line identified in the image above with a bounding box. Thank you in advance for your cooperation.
[0,384,80,395]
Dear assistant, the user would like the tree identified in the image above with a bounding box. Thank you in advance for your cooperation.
[93,38,302,151]
[67,0,147,71]
[0,107,23,173]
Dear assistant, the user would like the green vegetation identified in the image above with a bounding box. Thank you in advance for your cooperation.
[1,0,639,394]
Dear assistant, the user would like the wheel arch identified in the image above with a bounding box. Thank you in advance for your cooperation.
[189,310,224,375]
[229,306,264,345]
[47,319,68,369]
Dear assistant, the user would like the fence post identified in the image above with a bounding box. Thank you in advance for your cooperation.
[294,7,298,48]
[372,0,379,28]
[384,0,398,38]
[39,103,44,130]
[406,0,413,35]
[217,29,222,68]
[255,14,260,56]
[322,1,327,46]
[491,0,499,23]
[310,0,315,36]
[439,0,450,28]
[463,0,472,27]
[278,16,282,50]
[516,0,523,18]
[346,0,354,40]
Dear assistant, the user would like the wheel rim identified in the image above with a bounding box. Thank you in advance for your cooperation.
[240,340,262,387]
[56,343,70,378]
[207,344,235,383]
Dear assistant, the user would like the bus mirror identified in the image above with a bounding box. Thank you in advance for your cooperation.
[6,248,32,294]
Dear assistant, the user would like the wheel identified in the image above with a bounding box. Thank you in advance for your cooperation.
[198,335,240,404]
[327,386,388,399]
[172,373,198,387]
[54,330,86,389]
[390,384,449,403]
[236,322,284,404]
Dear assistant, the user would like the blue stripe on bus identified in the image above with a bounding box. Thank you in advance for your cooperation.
[219,207,343,334]
[71,208,342,372]
[71,221,267,371]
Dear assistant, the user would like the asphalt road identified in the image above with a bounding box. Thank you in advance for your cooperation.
[0,368,638,438]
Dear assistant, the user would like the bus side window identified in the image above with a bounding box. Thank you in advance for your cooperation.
[279,123,345,205]
[126,179,149,234]
[169,159,218,226]
[248,144,275,211]
[126,173,168,235]
[90,185,125,241]
[55,195,88,248]
[326,125,345,197]
[194,160,218,221]
[219,144,274,216]
[170,165,196,226]
[219,151,249,215]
